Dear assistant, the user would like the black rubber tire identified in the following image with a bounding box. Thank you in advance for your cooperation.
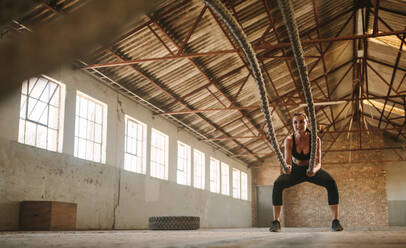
[148,216,200,230]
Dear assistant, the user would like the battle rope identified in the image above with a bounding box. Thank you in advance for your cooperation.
[202,0,287,170]
[276,0,317,171]
[203,0,317,171]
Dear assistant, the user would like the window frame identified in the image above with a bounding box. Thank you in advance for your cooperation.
[150,128,169,180]
[209,157,220,194]
[74,91,107,163]
[18,75,65,153]
[177,141,191,186]
[124,115,147,174]
[193,149,205,190]
[221,162,230,196]
[241,171,248,200]
[232,168,241,199]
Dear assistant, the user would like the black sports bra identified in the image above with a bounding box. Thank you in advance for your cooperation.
[292,133,311,161]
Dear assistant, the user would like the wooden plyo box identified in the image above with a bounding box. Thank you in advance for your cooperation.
[19,201,77,231]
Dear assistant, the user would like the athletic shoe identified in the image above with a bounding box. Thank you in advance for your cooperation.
[331,219,343,231]
[269,220,281,232]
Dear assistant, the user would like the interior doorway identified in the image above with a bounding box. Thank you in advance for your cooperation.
[256,185,274,227]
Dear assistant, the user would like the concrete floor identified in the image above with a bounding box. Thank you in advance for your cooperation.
[1,227,406,248]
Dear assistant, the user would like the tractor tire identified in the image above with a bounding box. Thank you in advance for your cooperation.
[148,216,200,230]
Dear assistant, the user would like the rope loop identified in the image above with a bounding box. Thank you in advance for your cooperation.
[203,0,317,171]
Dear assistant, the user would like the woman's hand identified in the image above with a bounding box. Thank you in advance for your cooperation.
[283,165,292,175]
[306,168,316,177]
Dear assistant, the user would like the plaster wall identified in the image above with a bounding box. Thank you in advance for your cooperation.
[0,66,251,230]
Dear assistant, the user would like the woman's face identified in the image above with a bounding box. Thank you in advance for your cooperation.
[293,115,307,133]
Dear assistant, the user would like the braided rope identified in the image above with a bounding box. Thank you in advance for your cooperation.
[202,0,288,170]
[203,0,318,171]
[276,0,317,171]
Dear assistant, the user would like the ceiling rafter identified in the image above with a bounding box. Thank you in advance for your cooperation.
[82,50,237,69]
[395,96,406,139]
[395,73,406,93]
[147,13,265,162]
[177,6,207,55]
[20,0,406,167]
[379,7,406,17]
[260,59,293,129]
[151,95,403,116]
[330,61,355,96]
[229,72,250,107]
[377,32,405,128]
[369,8,403,41]
[311,0,336,131]
[106,47,262,162]
[38,1,261,162]
[89,0,190,58]
[367,58,406,73]
[205,7,278,151]
[253,7,355,48]
[262,0,305,104]
[254,29,406,50]
[322,120,351,159]
[162,65,245,110]
[363,108,406,140]
[367,62,401,95]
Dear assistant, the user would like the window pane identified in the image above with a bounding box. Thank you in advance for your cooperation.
[241,172,248,200]
[210,158,220,193]
[125,116,147,174]
[47,129,57,152]
[150,129,168,180]
[30,78,47,99]
[79,118,87,138]
[78,138,86,159]
[48,106,59,129]
[39,82,50,102]
[95,105,102,124]
[75,116,79,138]
[233,169,241,199]
[49,83,59,106]
[37,104,48,125]
[25,121,36,146]
[18,120,25,143]
[87,121,95,141]
[95,124,102,143]
[221,163,229,195]
[36,125,47,149]
[177,142,191,185]
[74,92,107,163]
[87,101,95,121]
[86,141,94,161]
[28,78,38,94]
[20,96,27,119]
[79,97,88,118]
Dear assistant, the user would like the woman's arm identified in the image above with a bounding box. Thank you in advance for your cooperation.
[284,136,293,174]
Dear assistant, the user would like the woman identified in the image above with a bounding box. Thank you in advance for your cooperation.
[269,112,343,232]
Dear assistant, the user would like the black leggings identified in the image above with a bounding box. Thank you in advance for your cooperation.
[272,163,339,206]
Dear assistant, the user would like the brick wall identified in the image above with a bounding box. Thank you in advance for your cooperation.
[253,130,389,227]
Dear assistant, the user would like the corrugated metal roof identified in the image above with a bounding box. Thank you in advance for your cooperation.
[2,0,406,165]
